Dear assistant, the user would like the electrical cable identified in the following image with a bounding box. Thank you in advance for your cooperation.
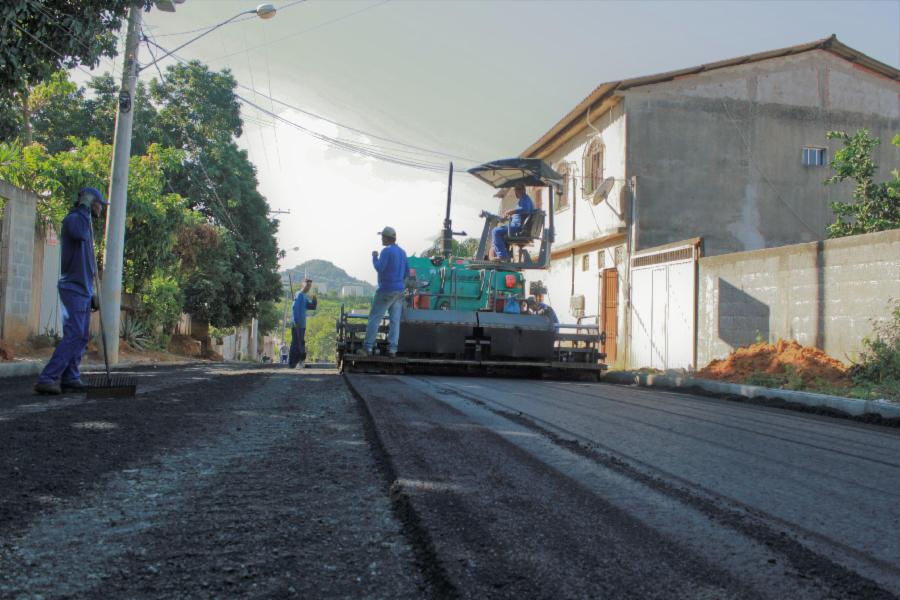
[142,36,485,168]
[151,0,308,38]
[199,0,392,65]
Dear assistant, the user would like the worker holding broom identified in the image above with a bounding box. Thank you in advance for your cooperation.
[34,187,107,395]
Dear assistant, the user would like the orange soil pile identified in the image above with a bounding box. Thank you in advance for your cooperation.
[697,339,851,388]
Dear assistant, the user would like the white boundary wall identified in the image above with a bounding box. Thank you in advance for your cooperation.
[697,229,900,367]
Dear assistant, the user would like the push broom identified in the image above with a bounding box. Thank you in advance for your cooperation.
[84,227,137,399]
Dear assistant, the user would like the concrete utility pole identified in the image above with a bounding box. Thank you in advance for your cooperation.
[101,5,142,364]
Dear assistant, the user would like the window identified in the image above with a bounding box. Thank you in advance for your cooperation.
[596,250,604,269]
[581,254,590,271]
[802,146,826,167]
[554,164,570,212]
[583,140,604,196]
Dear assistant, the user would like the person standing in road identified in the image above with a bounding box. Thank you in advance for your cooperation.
[34,187,108,395]
[358,227,408,357]
[289,279,317,368]
[491,184,534,261]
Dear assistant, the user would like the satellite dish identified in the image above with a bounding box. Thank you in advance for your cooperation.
[595,176,616,200]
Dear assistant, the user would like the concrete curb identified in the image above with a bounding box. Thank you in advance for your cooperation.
[603,371,900,420]
[0,360,45,378]
[0,358,207,379]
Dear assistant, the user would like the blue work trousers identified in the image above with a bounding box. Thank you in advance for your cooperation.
[38,289,91,384]
[492,225,522,260]
[364,290,404,353]
[289,326,306,367]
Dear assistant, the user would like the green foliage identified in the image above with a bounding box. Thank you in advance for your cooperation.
[421,233,480,258]
[122,144,189,293]
[120,315,151,350]
[0,1,151,96]
[851,300,900,400]
[255,300,281,337]
[743,364,803,391]
[138,276,184,336]
[0,139,70,225]
[2,59,281,333]
[304,295,370,361]
[825,129,900,238]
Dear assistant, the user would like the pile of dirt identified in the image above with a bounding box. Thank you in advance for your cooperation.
[697,339,851,388]
[0,340,14,361]
[167,335,202,358]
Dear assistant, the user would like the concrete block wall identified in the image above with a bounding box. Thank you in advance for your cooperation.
[0,181,38,343]
[697,229,900,367]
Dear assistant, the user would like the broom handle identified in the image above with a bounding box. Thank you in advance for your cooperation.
[88,226,112,386]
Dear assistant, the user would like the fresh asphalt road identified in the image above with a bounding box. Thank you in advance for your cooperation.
[348,373,900,599]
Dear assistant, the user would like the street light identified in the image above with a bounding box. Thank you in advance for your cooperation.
[102,3,277,365]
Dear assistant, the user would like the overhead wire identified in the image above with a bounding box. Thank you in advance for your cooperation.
[141,37,483,173]
[151,0,308,38]
[199,0,392,65]
[26,3,483,176]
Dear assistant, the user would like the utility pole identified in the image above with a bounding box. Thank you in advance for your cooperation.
[101,5,142,364]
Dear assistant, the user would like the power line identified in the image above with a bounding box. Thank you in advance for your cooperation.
[151,0,308,38]
[199,0,392,65]
[142,37,483,172]
[239,83,483,163]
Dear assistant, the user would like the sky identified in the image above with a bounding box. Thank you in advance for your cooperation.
[76,0,900,284]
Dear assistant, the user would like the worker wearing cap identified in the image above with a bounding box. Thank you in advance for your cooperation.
[492,184,534,261]
[34,187,108,395]
[358,226,408,357]
[289,278,317,368]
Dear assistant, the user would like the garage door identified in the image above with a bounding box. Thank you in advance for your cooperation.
[628,244,697,370]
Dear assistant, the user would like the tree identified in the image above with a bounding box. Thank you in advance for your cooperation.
[0,137,190,296]
[0,1,150,98]
[421,233,480,258]
[825,129,900,238]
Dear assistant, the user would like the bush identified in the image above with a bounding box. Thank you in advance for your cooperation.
[120,315,151,349]
[852,300,900,400]
[138,275,183,349]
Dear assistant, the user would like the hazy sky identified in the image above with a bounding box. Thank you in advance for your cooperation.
[81,0,900,284]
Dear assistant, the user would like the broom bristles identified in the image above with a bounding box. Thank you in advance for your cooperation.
[83,374,138,398]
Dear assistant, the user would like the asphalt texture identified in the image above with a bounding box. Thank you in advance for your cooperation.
[347,373,900,599]
[3,364,898,599]
[0,364,426,598]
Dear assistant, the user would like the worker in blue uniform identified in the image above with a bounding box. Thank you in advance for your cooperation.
[359,226,408,357]
[34,187,108,395]
[290,278,317,368]
[492,184,534,261]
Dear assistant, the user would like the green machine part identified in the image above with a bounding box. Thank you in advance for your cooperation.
[407,255,524,312]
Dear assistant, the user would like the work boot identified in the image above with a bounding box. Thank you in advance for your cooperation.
[355,347,371,357]
[61,379,88,393]
[33,381,62,395]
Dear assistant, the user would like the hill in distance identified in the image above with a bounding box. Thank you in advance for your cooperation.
[281,259,374,295]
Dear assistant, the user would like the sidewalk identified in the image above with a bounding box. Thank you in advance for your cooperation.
[603,370,900,420]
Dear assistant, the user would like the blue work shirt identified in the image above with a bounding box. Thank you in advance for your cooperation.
[292,291,317,328]
[373,243,409,293]
[509,193,534,231]
[57,205,95,298]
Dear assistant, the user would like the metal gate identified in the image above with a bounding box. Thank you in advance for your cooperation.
[601,268,618,363]
[628,244,697,370]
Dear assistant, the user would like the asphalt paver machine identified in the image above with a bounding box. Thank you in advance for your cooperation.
[337,158,606,379]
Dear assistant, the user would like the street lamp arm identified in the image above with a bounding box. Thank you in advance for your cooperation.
[139,9,255,72]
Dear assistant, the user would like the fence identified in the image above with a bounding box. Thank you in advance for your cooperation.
[697,229,900,367]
